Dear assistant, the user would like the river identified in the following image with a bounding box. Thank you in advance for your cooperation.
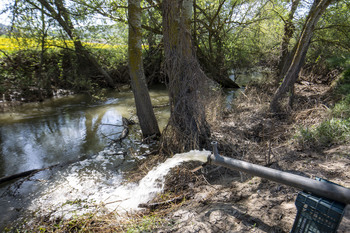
[0,82,244,230]
[0,86,169,178]
[0,86,170,230]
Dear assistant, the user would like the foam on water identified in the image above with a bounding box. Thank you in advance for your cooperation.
[28,149,210,219]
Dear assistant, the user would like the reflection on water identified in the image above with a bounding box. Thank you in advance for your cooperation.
[0,86,169,178]
[0,86,170,230]
[226,68,270,109]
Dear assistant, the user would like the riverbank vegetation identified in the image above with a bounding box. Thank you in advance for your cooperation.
[8,60,350,232]
[1,0,350,232]
[0,36,129,101]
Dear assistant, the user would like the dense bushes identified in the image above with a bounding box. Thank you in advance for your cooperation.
[0,45,130,101]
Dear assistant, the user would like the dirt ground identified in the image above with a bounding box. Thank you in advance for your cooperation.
[150,81,350,233]
[5,79,349,232]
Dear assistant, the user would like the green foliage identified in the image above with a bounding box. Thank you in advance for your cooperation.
[0,41,129,100]
[327,55,350,70]
[126,214,166,233]
[91,46,127,70]
[297,67,350,149]
[331,69,350,120]
[332,96,350,119]
[297,69,350,149]
[334,69,350,95]
[297,68,350,149]
[0,0,349,99]
[307,1,350,72]
[296,118,350,149]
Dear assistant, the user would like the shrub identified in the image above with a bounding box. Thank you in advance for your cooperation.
[296,118,350,149]
[332,95,350,119]
[334,69,350,96]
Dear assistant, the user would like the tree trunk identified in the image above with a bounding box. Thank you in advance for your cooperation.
[270,0,334,113]
[38,3,49,100]
[161,0,213,154]
[128,0,160,138]
[277,0,300,79]
[33,0,115,88]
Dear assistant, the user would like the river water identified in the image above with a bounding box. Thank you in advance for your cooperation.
[0,83,240,230]
[0,86,172,230]
[0,86,169,178]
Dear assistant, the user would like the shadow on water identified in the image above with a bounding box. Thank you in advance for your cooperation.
[0,86,170,231]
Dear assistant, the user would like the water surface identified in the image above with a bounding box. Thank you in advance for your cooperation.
[0,86,170,230]
[0,86,169,177]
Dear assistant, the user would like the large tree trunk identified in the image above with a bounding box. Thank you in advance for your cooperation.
[128,0,160,138]
[33,0,115,88]
[161,0,213,154]
[270,0,334,113]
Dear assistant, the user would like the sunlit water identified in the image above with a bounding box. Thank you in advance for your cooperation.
[225,68,270,110]
[0,82,235,230]
[0,86,170,229]
[0,87,169,178]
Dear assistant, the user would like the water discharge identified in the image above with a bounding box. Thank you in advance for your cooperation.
[101,150,209,212]
[28,150,210,219]
[0,86,212,229]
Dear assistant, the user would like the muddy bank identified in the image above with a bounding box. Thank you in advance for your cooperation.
[3,79,350,232]
[0,89,75,112]
[153,80,350,232]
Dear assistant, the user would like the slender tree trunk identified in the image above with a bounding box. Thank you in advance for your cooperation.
[128,0,160,138]
[38,3,46,100]
[33,0,115,88]
[270,0,334,113]
[162,0,212,154]
[277,0,300,79]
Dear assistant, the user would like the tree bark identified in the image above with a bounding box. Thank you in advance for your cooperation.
[128,0,160,138]
[270,0,334,113]
[277,0,301,79]
[30,0,115,88]
[162,0,212,153]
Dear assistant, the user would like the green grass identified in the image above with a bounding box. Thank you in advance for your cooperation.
[125,214,167,233]
[332,95,350,119]
[6,212,169,233]
[296,118,350,149]
[296,69,350,149]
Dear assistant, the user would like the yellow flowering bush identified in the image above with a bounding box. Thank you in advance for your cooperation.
[0,36,128,58]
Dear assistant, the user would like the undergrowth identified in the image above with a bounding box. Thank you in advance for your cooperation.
[296,118,350,149]
[6,212,169,233]
[296,69,350,149]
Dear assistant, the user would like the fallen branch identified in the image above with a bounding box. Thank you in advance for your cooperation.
[100,123,124,127]
[0,158,82,185]
[0,168,45,184]
[138,194,189,210]
[141,134,158,144]
[140,150,159,157]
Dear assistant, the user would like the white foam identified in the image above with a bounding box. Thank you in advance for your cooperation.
[28,150,210,219]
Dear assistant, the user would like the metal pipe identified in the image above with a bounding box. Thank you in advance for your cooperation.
[208,141,350,204]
